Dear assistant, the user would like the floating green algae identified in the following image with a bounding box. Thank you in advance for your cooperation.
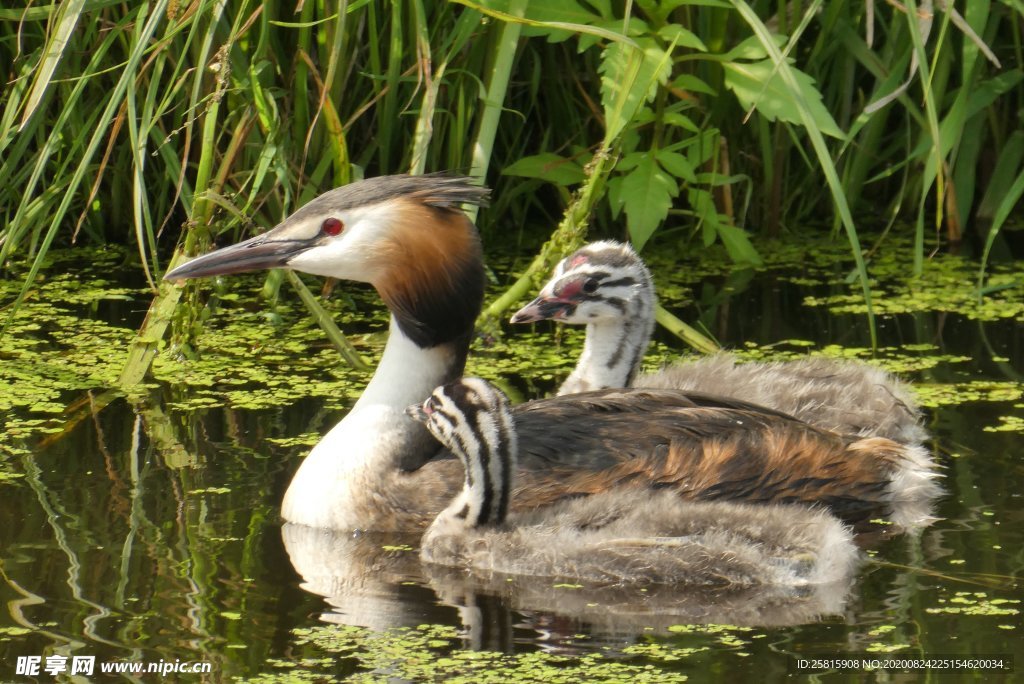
[3,236,1022,465]
[233,622,767,682]
[983,415,1024,433]
[912,382,1024,409]
[926,592,1021,617]
[647,233,1024,323]
[2,239,1022,680]
[800,253,1024,321]
[861,624,911,653]
[1,247,141,455]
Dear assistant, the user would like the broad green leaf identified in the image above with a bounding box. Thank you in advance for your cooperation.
[691,188,719,246]
[733,1,868,340]
[599,37,673,142]
[680,129,718,166]
[689,188,762,265]
[474,0,600,25]
[503,153,586,185]
[695,171,746,186]
[657,24,707,51]
[642,0,732,24]
[457,0,630,45]
[716,224,763,265]
[579,18,649,51]
[661,111,699,132]
[607,175,625,219]
[655,149,697,183]
[583,0,614,19]
[719,34,785,62]
[723,59,844,139]
[616,151,646,171]
[671,73,717,96]
[619,155,678,249]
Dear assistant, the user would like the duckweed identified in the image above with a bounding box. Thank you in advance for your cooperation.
[3,238,1023,474]
[913,382,1024,409]
[238,623,696,683]
[983,415,1024,433]
[926,593,1021,616]
[1,238,1022,680]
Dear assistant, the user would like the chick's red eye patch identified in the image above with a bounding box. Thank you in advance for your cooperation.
[556,278,585,299]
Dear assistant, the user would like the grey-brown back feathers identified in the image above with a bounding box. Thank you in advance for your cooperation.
[416,378,859,589]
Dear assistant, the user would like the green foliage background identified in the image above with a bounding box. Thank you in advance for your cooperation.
[2,0,1022,374]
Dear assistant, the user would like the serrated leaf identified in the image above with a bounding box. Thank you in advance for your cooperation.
[459,0,624,45]
[723,59,844,139]
[600,37,673,141]
[656,150,697,183]
[606,175,624,219]
[503,153,586,185]
[716,224,763,265]
[689,189,762,264]
[475,0,596,23]
[690,188,719,246]
[661,111,699,132]
[670,73,717,96]
[720,34,786,62]
[616,151,646,171]
[620,155,678,249]
[695,171,746,186]
[657,23,706,51]
[578,17,649,51]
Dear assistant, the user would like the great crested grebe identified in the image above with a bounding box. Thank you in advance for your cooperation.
[165,174,939,531]
[409,378,859,588]
[512,240,926,444]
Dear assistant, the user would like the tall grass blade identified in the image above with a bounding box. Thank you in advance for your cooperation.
[19,0,87,129]
[2,2,168,340]
[466,0,524,220]
[120,0,229,386]
[731,0,877,348]
[903,0,946,276]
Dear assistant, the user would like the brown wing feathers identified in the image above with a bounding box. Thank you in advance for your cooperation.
[510,393,904,527]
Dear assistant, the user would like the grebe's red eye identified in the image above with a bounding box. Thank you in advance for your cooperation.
[321,217,344,236]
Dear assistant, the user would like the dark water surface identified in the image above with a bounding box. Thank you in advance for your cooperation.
[1,239,1021,682]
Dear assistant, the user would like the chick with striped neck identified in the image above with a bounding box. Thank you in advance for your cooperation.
[409,378,859,589]
[512,240,927,445]
[166,176,937,533]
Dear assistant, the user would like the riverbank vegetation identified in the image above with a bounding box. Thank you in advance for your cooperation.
[1,0,1022,381]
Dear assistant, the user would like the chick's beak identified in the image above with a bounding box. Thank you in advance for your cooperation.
[510,296,575,324]
[405,402,430,423]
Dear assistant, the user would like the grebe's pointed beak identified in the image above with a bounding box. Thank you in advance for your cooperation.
[163,225,319,282]
[510,296,574,324]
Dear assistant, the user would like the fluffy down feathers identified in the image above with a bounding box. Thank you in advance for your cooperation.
[422,490,858,589]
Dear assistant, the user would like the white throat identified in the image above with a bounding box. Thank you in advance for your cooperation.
[354,315,461,410]
[559,312,653,395]
[282,315,461,529]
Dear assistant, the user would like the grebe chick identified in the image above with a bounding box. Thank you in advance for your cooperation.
[409,378,859,588]
[166,176,936,531]
[512,240,927,445]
